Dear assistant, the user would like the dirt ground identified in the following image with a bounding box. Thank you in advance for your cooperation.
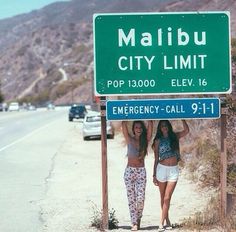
[39,123,220,232]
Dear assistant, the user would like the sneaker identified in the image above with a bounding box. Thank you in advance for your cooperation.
[164,224,173,230]
[158,226,165,232]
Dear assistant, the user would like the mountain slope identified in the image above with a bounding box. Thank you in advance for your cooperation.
[0,0,235,105]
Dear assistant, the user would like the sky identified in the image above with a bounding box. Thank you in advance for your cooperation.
[0,0,70,20]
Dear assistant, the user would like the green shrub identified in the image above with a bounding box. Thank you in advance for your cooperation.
[228,164,236,193]
[90,202,119,230]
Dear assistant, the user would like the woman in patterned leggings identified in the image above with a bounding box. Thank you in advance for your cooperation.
[122,120,153,231]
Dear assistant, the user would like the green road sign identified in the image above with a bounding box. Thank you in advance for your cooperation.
[93,12,231,96]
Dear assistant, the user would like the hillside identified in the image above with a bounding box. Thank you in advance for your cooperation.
[0,0,235,105]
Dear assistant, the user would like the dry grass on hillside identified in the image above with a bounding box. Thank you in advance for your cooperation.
[179,115,236,231]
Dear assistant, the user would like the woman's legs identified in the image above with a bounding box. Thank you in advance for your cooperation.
[124,167,137,225]
[124,167,146,228]
[158,181,168,224]
[156,164,179,227]
[136,168,146,229]
[158,181,177,226]
[136,168,146,219]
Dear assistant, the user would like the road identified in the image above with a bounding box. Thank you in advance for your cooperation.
[0,108,74,232]
[0,110,216,232]
[0,109,67,151]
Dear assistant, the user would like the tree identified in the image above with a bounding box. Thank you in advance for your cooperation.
[0,81,4,103]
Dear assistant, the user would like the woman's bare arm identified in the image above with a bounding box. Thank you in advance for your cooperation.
[153,140,159,186]
[153,140,159,181]
[122,121,130,144]
[147,120,153,142]
[177,120,189,139]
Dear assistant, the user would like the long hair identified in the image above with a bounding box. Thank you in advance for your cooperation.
[132,121,148,159]
[152,120,179,152]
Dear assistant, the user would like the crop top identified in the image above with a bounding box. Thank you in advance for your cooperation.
[158,137,180,161]
[127,137,139,158]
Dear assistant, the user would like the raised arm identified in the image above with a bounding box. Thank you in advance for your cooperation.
[122,121,130,144]
[147,120,153,142]
[152,139,159,186]
[177,120,189,139]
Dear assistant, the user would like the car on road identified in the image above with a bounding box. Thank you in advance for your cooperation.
[28,105,37,111]
[1,102,8,111]
[8,102,20,111]
[82,111,114,140]
[69,104,87,121]
[47,103,55,110]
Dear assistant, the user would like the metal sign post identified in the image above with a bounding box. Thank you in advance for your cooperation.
[220,106,228,221]
[100,96,108,230]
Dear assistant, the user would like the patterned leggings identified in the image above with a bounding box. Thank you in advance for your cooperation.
[124,166,147,225]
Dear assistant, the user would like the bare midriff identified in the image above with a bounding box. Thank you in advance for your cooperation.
[127,157,145,167]
[159,156,178,166]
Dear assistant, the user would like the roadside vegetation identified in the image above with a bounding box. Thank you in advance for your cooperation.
[232,38,236,63]
[180,107,236,231]
[89,201,119,230]
[18,77,89,106]
[181,193,236,231]
[181,195,220,231]
[0,81,4,102]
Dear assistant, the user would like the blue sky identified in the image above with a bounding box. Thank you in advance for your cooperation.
[0,0,70,20]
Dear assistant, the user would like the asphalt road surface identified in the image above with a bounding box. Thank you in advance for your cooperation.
[0,108,74,232]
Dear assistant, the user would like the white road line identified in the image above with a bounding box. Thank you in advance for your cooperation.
[0,120,59,153]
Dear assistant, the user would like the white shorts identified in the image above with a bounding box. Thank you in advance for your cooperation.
[156,163,179,182]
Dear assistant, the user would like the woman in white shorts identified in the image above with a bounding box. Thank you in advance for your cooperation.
[152,120,189,231]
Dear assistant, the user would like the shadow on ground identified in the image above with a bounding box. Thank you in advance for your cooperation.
[118,225,159,230]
